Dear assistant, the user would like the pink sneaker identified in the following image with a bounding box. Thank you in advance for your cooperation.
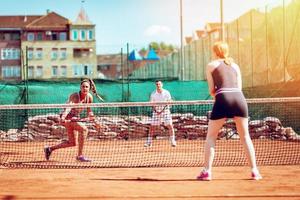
[196,170,212,181]
[251,172,262,180]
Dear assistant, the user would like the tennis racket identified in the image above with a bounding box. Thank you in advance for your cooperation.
[60,116,102,129]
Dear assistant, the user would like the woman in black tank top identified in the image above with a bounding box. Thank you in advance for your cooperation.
[43,79,96,162]
[196,41,262,181]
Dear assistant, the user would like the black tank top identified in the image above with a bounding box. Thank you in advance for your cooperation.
[211,62,238,91]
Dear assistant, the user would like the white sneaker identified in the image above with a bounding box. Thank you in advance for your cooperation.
[144,142,152,147]
[171,140,177,147]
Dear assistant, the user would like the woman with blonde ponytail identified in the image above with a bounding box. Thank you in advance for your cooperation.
[196,41,262,181]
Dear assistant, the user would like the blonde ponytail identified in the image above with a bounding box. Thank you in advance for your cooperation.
[213,41,233,66]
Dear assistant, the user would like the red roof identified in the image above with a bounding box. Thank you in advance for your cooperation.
[196,30,206,38]
[25,12,69,30]
[185,36,193,44]
[0,12,69,30]
[205,22,227,33]
[0,15,42,28]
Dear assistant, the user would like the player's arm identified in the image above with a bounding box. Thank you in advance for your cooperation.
[234,64,243,90]
[206,64,216,99]
[150,93,158,113]
[86,94,95,121]
[163,91,173,113]
[60,94,75,122]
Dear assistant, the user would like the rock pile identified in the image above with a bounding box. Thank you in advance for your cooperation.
[0,113,299,142]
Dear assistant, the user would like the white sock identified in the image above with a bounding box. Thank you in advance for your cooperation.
[251,168,259,174]
[147,136,152,143]
[170,135,175,141]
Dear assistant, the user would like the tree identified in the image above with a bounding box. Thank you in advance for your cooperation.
[149,42,160,51]
[146,41,177,52]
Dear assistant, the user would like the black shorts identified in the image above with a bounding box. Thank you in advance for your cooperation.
[210,91,248,120]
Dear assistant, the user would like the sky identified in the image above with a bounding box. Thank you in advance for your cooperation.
[0,0,280,54]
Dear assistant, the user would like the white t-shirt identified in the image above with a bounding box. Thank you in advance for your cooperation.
[150,89,172,113]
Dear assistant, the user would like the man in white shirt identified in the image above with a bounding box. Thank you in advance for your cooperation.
[144,80,176,147]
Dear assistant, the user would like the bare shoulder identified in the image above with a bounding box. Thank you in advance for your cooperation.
[69,92,79,102]
[231,62,241,72]
[207,60,221,72]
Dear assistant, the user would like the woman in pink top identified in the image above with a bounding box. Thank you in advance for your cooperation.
[44,79,96,162]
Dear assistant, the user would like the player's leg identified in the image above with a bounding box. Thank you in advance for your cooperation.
[74,122,91,162]
[166,124,176,147]
[234,116,262,180]
[145,125,159,147]
[145,112,160,147]
[44,123,76,160]
[197,118,225,180]
[163,112,176,147]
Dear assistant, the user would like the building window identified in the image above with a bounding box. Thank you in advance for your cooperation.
[72,65,90,76]
[36,66,43,77]
[73,65,80,76]
[12,49,18,59]
[80,30,86,40]
[72,30,78,41]
[99,65,109,70]
[88,30,93,40]
[60,48,67,59]
[27,33,34,41]
[84,65,89,75]
[73,48,91,58]
[116,65,121,72]
[27,48,33,60]
[61,65,67,77]
[28,66,34,78]
[59,32,67,41]
[37,32,43,40]
[11,33,20,41]
[51,48,58,60]
[51,32,58,40]
[52,66,58,77]
[1,48,20,60]
[35,48,43,59]
[1,66,21,78]
[4,33,10,40]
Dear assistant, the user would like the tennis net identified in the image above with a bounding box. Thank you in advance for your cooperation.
[0,97,299,168]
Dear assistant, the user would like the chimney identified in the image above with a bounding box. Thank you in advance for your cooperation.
[46,9,50,14]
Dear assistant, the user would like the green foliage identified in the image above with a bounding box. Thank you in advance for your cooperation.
[146,41,176,52]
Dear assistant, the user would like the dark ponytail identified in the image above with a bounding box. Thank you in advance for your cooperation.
[81,78,104,102]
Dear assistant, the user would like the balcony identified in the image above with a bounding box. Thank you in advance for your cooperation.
[73,48,93,58]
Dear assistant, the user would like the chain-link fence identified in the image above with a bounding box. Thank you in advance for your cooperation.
[130,0,300,88]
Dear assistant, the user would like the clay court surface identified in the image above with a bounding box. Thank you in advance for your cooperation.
[0,165,299,200]
[1,139,300,199]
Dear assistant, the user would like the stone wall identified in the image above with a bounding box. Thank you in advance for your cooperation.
[0,113,299,142]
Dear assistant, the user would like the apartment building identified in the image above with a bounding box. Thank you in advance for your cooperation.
[0,8,97,80]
